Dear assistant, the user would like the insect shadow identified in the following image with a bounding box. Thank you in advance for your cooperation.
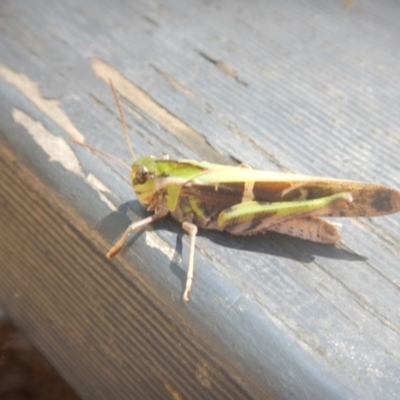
[197,228,367,263]
[97,200,367,290]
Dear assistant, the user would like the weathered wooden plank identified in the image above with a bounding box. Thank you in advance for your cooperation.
[0,0,399,399]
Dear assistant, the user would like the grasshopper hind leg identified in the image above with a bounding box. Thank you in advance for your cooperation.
[268,217,342,243]
[218,192,351,240]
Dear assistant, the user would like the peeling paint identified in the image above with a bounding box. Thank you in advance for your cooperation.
[145,231,181,263]
[87,173,117,211]
[12,108,84,177]
[0,64,84,141]
[12,108,116,211]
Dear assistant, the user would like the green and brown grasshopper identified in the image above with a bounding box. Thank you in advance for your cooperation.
[81,82,400,302]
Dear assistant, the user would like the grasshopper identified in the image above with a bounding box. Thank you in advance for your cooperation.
[81,82,400,302]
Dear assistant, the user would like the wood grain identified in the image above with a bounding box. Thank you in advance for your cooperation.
[0,1,400,399]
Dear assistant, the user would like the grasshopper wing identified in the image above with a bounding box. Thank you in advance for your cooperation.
[194,164,400,217]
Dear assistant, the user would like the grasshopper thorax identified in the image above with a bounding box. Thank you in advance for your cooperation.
[130,155,157,206]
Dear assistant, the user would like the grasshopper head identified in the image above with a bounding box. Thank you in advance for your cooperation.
[130,155,157,206]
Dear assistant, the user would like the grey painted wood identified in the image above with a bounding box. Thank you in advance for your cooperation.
[0,0,400,399]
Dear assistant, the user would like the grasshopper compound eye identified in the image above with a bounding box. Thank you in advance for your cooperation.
[136,166,149,184]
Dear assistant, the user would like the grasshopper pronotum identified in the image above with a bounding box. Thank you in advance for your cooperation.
[77,81,400,302]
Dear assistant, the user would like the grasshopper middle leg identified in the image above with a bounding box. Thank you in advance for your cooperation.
[182,221,198,302]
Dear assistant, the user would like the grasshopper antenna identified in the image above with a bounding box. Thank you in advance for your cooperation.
[69,139,131,171]
[109,78,136,162]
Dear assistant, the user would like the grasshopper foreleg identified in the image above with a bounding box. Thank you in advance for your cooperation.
[181,221,198,302]
[107,208,168,258]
